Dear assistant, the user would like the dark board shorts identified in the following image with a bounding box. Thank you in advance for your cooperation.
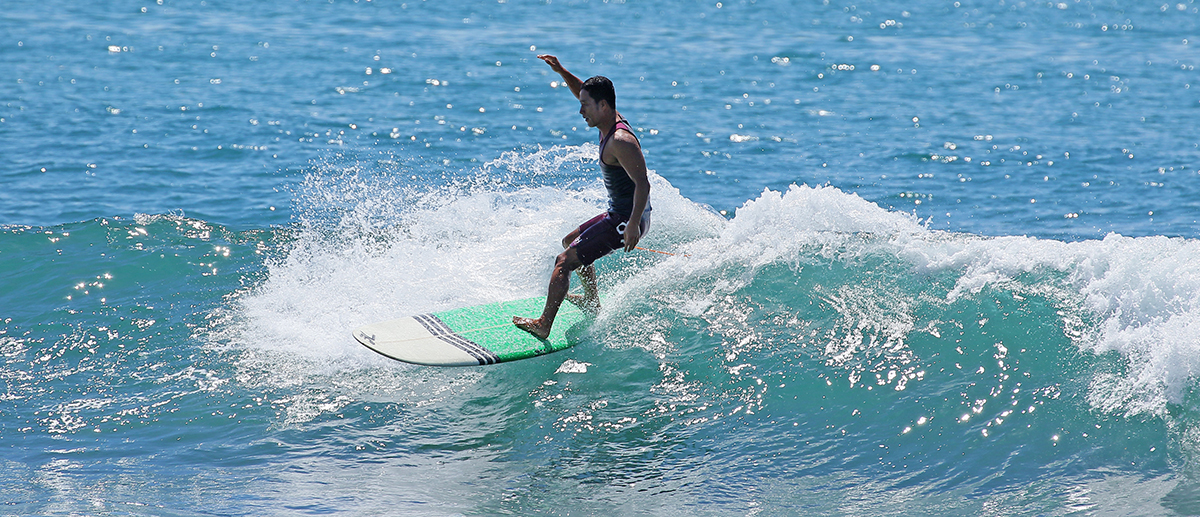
[570,211,652,266]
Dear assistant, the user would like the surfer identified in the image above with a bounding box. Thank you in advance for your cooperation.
[513,54,652,340]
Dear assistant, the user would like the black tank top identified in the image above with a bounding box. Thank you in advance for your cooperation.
[598,119,651,219]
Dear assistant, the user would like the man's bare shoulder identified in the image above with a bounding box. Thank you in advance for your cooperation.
[609,128,642,150]
[605,128,647,173]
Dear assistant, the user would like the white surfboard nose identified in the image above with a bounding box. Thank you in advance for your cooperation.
[354,316,489,366]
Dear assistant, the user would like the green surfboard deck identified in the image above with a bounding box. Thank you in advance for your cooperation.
[437,297,589,361]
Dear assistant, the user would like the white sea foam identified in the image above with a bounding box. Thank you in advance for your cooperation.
[228,146,720,380]
[232,149,1200,419]
[237,167,596,366]
[696,184,1200,416]
[888,229,1200,415]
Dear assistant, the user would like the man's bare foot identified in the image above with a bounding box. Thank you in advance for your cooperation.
[565,294,601,316]
[512,316,551,340]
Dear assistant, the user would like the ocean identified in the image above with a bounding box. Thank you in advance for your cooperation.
[4,0,1200,514]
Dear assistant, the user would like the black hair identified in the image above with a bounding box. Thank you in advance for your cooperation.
[581,76,616,109]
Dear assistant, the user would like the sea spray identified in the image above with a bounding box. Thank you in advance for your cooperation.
[226,151,1199,505]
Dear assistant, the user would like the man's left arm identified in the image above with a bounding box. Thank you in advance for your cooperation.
[609,135,651,252]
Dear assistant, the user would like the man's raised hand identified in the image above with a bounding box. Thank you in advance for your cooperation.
[537,54,565,73]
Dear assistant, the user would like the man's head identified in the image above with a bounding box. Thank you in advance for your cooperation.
[581,76,616,109]
[579,76,616,128]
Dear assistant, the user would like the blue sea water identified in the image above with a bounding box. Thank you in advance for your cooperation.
[5,0,1200,514]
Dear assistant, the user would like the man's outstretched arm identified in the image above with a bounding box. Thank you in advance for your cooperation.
[538,54,583,100]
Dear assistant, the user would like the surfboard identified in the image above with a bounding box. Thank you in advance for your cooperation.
[352,297,592,366]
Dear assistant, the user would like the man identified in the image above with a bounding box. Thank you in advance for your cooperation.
[512,54,652,340]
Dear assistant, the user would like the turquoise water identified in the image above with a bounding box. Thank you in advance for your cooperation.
[5,0,1200,514]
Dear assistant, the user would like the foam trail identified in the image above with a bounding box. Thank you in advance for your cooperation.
[231,148,1200,421]
[228,146,720,368]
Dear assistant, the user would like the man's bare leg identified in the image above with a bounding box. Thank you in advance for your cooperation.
[565,264,600,315]
[514,248,582,339]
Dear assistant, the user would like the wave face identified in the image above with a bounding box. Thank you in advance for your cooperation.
[5,145,1200,514]
[8,0,1200,513]
[219,147,1200,513]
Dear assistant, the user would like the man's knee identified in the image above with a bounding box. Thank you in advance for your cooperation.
[556,248,584,272]
[561,230,580,249]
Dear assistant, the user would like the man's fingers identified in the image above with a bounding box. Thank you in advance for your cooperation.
[538,55,564,71]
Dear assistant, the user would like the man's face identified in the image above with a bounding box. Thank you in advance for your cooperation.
[578,90,605,128]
